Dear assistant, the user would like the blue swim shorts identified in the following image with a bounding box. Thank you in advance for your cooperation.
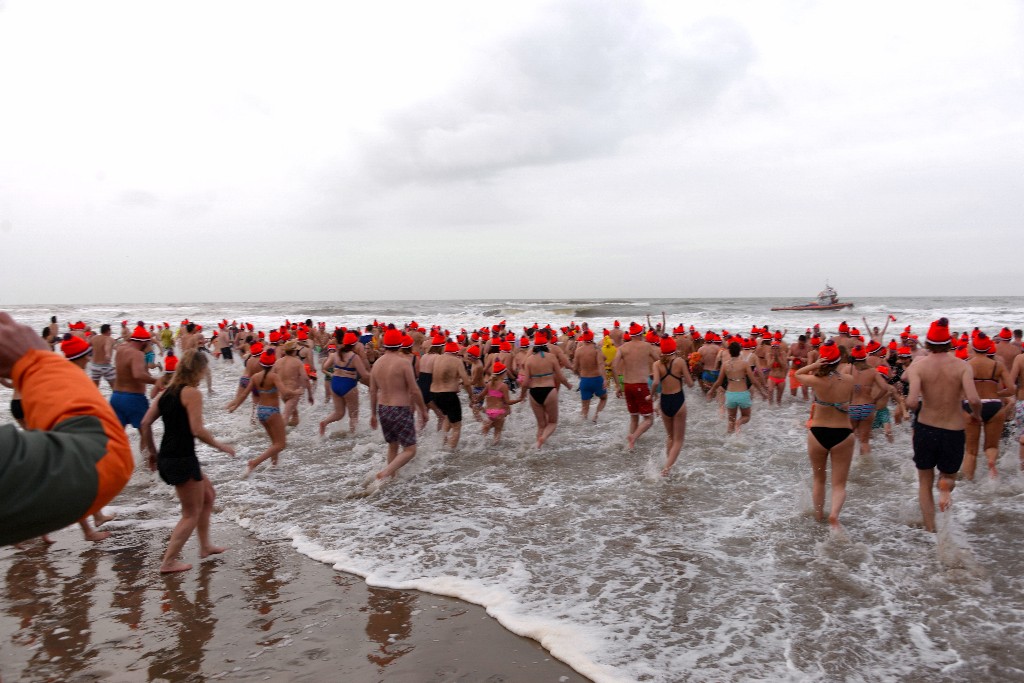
[724,390,752,410]
[579,376,606,401]
[110,391,149,429]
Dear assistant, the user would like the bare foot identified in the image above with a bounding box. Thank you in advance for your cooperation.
[200,545,226,559]
[937,477,955,512]
[83,529,112,542]
[94,512,116,526]
[160,561,193,574]
[627,434,636,451]
[242,461,257,479]
[42,535,56,544]
[660,468,671,477]
[318,420,327,437]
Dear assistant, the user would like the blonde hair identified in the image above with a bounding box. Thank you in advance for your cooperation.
[167,349,208,391]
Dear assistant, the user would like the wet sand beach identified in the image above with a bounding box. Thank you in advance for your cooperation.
[0,521,590,682]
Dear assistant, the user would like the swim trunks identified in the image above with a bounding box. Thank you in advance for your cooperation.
[701,370,720,384]
[579,375,606,401]
[433,391,462,424]
[221,347,234,361]
[110,391,149,429]
[144,351,156,366]
[88,362,116,384]
[660,391,686,418]
[623,382,653,416]
[912,421,965,474]
[788,368,802,390]
[417,372,433,404]
[377,405,416,446]
[872,406,891,429]
[724,390,751,410]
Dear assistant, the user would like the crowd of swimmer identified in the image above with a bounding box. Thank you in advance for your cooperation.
[35,313,1024,569]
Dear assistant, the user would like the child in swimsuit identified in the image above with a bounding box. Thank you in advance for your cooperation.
[479,362,522,444]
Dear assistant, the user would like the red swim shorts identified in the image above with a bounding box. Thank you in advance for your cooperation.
[624,382,653,416]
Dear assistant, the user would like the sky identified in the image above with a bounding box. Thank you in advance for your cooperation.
[0,0,1021,304]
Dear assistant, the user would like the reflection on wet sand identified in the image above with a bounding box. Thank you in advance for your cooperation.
[243,539,282,634]
[3,543,99,678]
[364,586,415,668]
[147,563,216,680]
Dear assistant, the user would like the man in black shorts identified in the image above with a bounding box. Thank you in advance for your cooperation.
[905,317,981,532]
[429,341,474,450]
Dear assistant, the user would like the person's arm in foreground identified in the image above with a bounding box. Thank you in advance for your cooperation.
[0,312,134,546]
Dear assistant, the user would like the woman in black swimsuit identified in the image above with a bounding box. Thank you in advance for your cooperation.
[140,350,236,573]
[651,337,694,477]
[794,341,855,527]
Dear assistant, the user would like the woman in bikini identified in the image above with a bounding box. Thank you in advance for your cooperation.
[707,341,767,434]
[319,331,370,436]
[651,337,694,476]
[766,342,788,404]
[963,334,1013,480]
[479,362,522,444]
[140,349,236,573]
[521,332,571,449]
[245,350,300,477]
[794,340,855,527]
[847,344,891,456]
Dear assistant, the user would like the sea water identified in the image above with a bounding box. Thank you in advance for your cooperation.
[3,297,1023,682]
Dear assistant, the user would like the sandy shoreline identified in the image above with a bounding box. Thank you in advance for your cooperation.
[0,519,591,682]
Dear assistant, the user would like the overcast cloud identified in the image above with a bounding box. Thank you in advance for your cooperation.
[0,0,1021,304]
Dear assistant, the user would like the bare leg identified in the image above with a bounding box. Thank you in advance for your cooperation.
[807,433,829,522]
[937,473,955,513]
[917,468,937,532]
[93,510,116,525]
[661,406,687,476]
[446,422,463,450]
[160,479,204,573]
[319,391,348,436]
[536,390,560,448]
[345,391,359,433]
[377,444,416,479]
[962,421,981,480]
[983,412,1005,479]
[247,413,287,475]
[735,407,751,433]
[79,520,111,542]
[627,415,653,450]
[827,434,855,526]
[196,476,226,558]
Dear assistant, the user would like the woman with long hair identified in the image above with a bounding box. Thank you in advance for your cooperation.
[794,340,855,527]
[141,349,236,573]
